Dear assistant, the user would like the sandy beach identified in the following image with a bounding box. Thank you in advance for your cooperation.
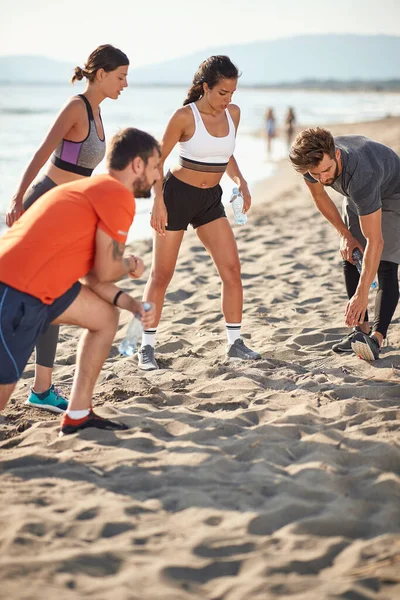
[1,117,399,599]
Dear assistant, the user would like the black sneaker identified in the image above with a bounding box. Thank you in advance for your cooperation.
[351,332,380,361]
[332,326,370,354]
[59,410,129,436]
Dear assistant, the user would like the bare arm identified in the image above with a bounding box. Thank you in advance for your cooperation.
[81,273,155,327]
[304,179,362,262]
[92,228,143,283]
[345,210,383,327]
[6,98,85,226]
[225,105,251,212]
[151,108,189,236]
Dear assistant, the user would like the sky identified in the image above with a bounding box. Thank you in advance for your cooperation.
[1,0,400,68]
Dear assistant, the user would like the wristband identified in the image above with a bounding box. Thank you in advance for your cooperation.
[113,290,124,306]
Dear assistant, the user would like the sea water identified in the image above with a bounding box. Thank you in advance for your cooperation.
[1,83,400,241]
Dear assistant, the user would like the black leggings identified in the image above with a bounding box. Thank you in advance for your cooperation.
[23,176,59,368]
[343,260,399,338]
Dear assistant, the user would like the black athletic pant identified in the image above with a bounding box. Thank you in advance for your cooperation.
[23,176,59,369]
[343,260,399,338]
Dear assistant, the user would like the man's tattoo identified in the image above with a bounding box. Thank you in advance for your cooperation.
[111,240,125,261]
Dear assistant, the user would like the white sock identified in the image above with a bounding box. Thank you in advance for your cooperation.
[142,328,157,348]
[226,322,241,344]
[66,409,90,419]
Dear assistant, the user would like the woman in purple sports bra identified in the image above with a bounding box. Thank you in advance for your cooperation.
[6,44,129,414]
[139,55,261,371]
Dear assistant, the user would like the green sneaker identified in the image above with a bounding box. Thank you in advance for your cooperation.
[24,384,68,414]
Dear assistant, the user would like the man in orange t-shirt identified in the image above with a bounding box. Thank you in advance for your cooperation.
[0,128,160,435]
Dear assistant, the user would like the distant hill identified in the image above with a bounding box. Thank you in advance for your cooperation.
[1,35,400,85]
[0,55,74,84]
[131,35,400,85]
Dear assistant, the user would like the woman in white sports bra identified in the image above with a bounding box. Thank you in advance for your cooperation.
[139,55,261,370]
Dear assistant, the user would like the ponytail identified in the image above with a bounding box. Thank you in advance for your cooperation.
[71,66,86,84]
[183,81,203,106]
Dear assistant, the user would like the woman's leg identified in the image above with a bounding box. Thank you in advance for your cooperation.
[196,217,260,360]
[196,217,242,322]
[143,230,185,326]
[22,176,65,409]
[139,230,185,370]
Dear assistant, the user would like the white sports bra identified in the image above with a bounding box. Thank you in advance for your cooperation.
[178,103,236,173]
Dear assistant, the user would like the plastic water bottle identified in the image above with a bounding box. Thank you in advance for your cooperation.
[352,248,378,290]
[118,302,152,356]
[230,187,247,225]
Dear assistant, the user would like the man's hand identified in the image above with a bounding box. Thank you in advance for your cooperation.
[345,291,369,327]
[340,232,363,263]
[127,255,144,279]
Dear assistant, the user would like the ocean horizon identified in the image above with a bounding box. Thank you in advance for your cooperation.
[1,83,400,241]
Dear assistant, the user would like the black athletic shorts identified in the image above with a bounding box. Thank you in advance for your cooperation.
[163,171,226,231]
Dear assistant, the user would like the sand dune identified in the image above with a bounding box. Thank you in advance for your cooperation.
[1,117,399,599]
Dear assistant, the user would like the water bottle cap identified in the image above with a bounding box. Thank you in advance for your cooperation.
[143,302,152,312]
[232,187,239,194]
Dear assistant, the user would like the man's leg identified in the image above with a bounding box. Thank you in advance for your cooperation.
[372,260,399,346]
[0,384,17,411]
[53,285,119,411]
[332,260,370,354]
[351,261,399,361]
[343,260,370,331]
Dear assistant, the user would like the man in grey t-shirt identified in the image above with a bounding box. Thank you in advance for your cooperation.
[289,127,400,361]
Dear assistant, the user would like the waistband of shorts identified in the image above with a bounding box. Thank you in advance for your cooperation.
[165,170,221,192]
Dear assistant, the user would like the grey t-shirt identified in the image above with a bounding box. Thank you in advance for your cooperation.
[303,135,400,216]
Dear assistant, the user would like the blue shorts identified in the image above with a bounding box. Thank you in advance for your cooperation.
[0,282,81,384]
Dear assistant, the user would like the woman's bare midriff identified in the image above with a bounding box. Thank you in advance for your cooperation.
[45,163,87,185]
[170,165,223,189]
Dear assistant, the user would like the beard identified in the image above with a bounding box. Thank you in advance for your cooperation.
[321,157,340,186]
[132,175,155,198]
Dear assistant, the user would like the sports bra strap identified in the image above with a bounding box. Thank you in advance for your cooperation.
[77,94,94,121]
[189,102,202,123]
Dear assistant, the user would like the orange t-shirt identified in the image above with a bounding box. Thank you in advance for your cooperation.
[0,174,135,304]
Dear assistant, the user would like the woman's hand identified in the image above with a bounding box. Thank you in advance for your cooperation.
[239,181,251,213]
[150,196,168,236]
[135,301,155,328]
[6,195,24,227]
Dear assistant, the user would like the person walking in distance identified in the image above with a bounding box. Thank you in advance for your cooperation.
[139,55,261,371]
[5,44,129,414]
[265,107,276,155]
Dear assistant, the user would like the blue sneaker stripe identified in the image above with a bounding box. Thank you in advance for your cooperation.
[0,288,20,380]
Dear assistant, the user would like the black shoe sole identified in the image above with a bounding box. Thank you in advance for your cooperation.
[59,418,129,436]
[332,347,353,354]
